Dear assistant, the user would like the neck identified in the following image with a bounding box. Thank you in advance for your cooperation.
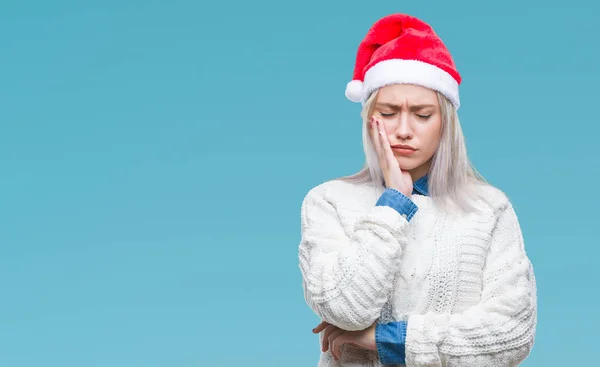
[408,162,430,183]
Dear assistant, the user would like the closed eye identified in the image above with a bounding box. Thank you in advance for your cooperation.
[416,114,431,119]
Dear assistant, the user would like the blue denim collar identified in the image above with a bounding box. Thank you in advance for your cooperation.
[413,174,429,196]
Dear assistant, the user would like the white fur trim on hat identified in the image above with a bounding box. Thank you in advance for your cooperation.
[345,80,364,103]
[361,59,460,108]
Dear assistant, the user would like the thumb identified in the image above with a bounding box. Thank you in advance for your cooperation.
[402,170,413,185]
[313,320,329,333]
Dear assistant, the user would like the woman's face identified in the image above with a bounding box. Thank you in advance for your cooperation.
[372,84,443,179]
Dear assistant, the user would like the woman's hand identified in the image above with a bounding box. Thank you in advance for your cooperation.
[312,320,378,361]
[369,116,413,197]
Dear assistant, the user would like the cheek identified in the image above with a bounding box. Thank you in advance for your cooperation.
[423,120,442,139]
[415,124,442,153]
[382,120,395,134]
[424,128,441,146]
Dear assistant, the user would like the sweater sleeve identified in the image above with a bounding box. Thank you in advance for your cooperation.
[298,186,410,331]
[376,188,419,221]
[404,201,537,367]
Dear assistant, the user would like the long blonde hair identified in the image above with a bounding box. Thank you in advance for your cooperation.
[339,88,493,214]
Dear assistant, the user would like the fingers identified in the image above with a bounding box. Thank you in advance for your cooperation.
[327,328,345,353]
[312,320,328,334]
[370,117,386,169]
[331,332,350,361]
[321,324,339,352]
[313,320,377,362]
[377,121,401,170]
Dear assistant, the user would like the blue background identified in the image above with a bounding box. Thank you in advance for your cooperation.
[1,0,597,365]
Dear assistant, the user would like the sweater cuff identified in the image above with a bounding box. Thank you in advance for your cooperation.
[376,188,418,221]
[375,320,407,364]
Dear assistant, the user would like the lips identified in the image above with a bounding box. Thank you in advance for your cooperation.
[390,145,416,150]
[391,145,417,156]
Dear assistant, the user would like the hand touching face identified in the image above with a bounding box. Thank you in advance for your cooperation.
[371,84,443,179]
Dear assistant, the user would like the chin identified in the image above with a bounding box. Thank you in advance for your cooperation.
[396,158,420,171]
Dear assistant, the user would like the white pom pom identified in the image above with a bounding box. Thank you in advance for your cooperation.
[345,80,363,102]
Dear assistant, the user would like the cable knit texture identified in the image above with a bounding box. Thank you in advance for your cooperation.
[298,179,537,367]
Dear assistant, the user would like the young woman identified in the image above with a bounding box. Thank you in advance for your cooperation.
[298,13,537,367]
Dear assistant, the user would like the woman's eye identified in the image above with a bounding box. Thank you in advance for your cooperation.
[417,114,431,119]
[379,112,395,117]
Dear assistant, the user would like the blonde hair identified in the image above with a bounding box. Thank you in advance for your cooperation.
[339,88,493,214]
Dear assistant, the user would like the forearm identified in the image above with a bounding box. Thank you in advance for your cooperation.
[300,204,408,330]
[375,200,537,367]
[404,202,537,366]
[299,188,414,331]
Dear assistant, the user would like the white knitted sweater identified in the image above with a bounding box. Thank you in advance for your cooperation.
[298,179,537,367]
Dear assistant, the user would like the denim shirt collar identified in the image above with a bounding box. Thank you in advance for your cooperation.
[413,174,429,196]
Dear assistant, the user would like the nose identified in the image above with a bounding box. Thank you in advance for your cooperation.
[394,112,413,140]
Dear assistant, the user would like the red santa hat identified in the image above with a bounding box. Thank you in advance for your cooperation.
[345,14,462,109]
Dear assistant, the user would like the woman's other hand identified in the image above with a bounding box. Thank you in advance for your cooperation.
[312,320,378,361]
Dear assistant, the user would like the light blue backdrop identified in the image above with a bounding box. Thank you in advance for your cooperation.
[1,0,597,365]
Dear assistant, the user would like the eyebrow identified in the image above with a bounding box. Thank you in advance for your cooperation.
[375,102,436,111]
